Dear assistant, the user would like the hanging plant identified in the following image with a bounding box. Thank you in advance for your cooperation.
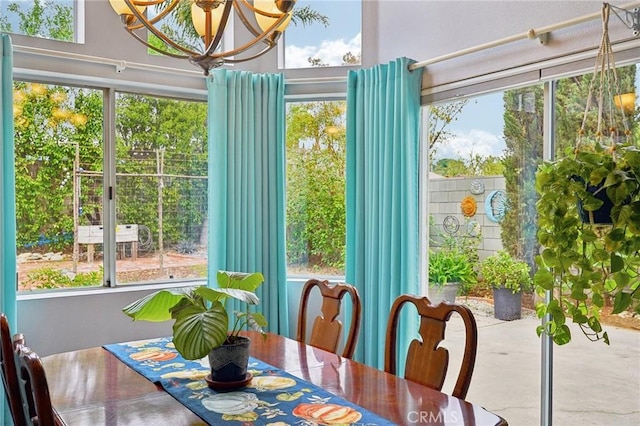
[534,3,640,345]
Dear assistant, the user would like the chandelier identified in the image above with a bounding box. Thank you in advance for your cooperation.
[109,0,296,75]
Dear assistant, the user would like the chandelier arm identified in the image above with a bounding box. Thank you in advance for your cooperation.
[202,0,287,59]
[123,0,204,57]
[204,30,280,62]
[234,0,263,39]
[123,0,181,31]
[201,0,234,57]
[239,0,293,18]
[216,37,279,63]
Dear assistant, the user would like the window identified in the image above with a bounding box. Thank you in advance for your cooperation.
[114,93,208,285]
[284,0,361,68]
[0,0,79,43]
[15,82,103,291]
[14,85,208,291]
[424,61,639,421]
[426,84,545,404]
[286,100,347,277]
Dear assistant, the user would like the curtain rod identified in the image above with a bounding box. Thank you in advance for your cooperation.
[409,0,640,71]
[13,44,204,77]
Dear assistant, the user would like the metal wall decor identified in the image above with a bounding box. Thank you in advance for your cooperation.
[442,215,460,234]
[485,190,508,222]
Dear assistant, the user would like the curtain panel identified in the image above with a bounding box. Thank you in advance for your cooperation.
[0,33,17,425]
[206,70,288,336]
[345,57,423,369]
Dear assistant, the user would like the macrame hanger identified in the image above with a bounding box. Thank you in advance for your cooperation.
[576,3,631,156]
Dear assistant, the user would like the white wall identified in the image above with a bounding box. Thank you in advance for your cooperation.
[370,1,637,89]
[18,287,172,357]
[18,279,320,357]
[429,176,505,260]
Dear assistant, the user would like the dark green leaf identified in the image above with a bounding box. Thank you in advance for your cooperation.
[587,316,602,333]
[610,254,624,273]
[612,292,632,314]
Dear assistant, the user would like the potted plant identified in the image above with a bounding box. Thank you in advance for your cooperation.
[122,270,267,382]
[428,249,477,304]
[480,251,532,320]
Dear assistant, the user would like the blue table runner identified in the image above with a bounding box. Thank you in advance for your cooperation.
[104,337,395,425]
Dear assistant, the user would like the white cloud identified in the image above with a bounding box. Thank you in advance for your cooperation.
[285,32,361,68]
[433,129,505,161]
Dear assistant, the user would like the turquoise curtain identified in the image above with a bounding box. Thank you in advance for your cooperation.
[206,70,288,337]
[0,33,17,425]
[345,57,423,369]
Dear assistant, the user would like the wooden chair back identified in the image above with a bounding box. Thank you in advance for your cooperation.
[16,345,62,426]
[297,279,362,358]
[1,313,28,426]
[384,295,478,400]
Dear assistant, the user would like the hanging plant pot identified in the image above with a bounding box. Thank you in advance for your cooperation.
[574,174,633,225]
[577,178,615,225]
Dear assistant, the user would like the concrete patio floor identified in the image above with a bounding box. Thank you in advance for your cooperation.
[444,299,640,426]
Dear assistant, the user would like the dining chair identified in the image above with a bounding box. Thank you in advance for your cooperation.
[1,313,28,426]
[297,279,362,358]
[384,294,478,400]
[16,344,65,426]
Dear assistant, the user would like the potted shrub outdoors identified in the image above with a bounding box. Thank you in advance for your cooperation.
[428,249,477,304]
[480,251,532,321]
[122,270,267,384]
[535,4,639,345]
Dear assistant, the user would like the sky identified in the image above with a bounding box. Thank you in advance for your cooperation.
[435,92,507,162]
[284,0,361,68]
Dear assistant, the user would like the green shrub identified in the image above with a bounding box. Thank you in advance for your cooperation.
[480,251,531,294]
[428,249,477,287]
[24,267,103,290]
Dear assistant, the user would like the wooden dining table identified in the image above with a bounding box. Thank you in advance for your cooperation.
[42,332,507,425]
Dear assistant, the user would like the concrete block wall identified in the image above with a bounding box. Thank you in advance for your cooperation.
[428,175,506,260]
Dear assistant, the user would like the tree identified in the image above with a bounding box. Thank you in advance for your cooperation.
[431,154,504,177]
[307,51,361,67]
[0,0,73,41]
[501,87,544,268]
[114,94,208,248]
[291,5,329,28]
[428,101,469,155]
[14,83,103,248]
[286,102,346,271]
